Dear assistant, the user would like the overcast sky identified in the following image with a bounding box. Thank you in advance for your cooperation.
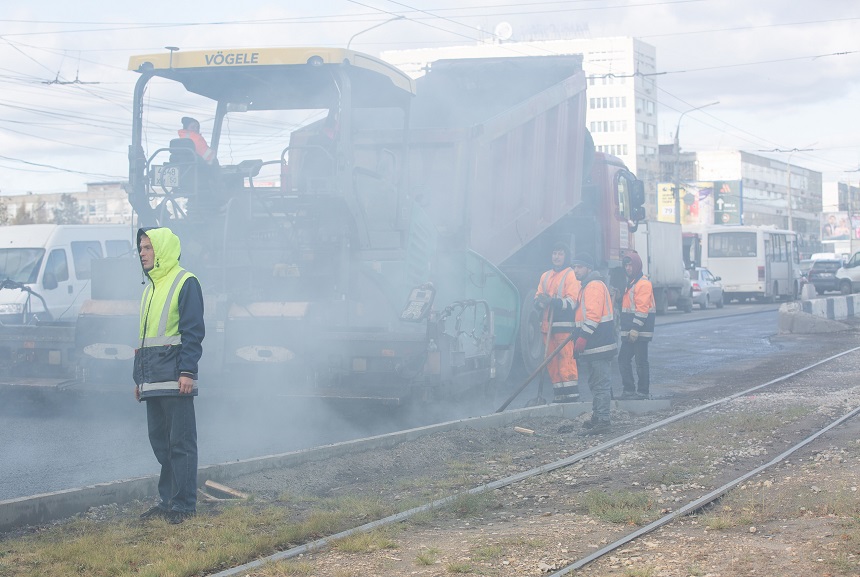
[1,0,858,195]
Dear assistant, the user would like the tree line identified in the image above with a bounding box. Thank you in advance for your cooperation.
[0,194,83,226]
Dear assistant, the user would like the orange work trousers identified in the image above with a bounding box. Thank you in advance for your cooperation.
[546,331,578,384]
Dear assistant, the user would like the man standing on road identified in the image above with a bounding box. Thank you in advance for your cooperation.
[570,253,617,434]
[134,227,205,525]
[534,243,581,403]
[618,251,655,400]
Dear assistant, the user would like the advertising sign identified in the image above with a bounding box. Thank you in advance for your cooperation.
[658,181,732,226]
[821,211,851,241]
[712,181,742,225]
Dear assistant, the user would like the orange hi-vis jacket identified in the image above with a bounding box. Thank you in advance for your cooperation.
[574,271,617,359]
[535,267,580,385]
[535,268,580,334]
[177,129,216,163]
[620,276,656,340]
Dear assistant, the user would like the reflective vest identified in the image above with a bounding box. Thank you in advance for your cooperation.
[536,268,580,334]
[575,273,617,359]
[620,276,656,340]
[177,129,216,163]
[134,267,195,396]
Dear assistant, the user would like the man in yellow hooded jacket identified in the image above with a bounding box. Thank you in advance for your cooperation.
[134,227,205,524]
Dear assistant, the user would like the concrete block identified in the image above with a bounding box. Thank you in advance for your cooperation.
[779,309,849,334]
[800,283,816,300]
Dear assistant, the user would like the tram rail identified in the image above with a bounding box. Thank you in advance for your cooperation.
[205,344,860,576]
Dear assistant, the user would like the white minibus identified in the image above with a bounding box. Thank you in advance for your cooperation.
[0,224,134,323]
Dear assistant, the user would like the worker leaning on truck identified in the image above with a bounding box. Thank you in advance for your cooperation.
[570,253,617,435]
[534,243,581,403]
[134,227,206,525]
[618,251,655,400]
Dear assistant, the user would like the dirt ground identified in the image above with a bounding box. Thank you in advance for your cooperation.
[222,359,860,577]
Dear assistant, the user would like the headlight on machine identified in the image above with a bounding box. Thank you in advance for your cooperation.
[0,303,24,315]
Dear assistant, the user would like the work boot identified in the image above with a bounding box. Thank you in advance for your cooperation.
[581,420,611,435]
[618,390,637,400]
[139,505,168,520]
[633,392,649,400]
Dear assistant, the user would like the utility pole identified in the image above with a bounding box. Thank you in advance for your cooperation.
[759,146,815,232]
[347,16,405,50]
[673,101,719,224]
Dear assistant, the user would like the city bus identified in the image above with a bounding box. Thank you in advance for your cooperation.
[698,225,801,302]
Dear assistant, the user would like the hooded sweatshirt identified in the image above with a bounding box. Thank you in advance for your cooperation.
[620,251,655,340]
[133,227,205,398]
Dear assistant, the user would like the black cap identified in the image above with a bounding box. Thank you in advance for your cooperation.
[181,116,198,128]
[570,253,594,269]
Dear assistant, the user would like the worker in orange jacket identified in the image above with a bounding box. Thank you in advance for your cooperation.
[570,253,617,434]
[178,117,217,164]
[534,243,581,403]
[618,251,656,399]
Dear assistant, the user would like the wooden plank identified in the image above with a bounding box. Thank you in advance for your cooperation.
[204,480,248,499]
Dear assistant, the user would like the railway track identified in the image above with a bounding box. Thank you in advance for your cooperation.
[206,344,860,576]
[6,336,859,576]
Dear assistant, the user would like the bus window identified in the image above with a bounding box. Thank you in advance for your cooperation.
[708,231,756,258]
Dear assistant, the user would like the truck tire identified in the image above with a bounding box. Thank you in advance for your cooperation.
[682,295,693,313]
[518,290,547,376]
[655,288,668,315]
[840,279,852,295]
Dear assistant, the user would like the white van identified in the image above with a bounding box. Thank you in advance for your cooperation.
[0,224,135,324]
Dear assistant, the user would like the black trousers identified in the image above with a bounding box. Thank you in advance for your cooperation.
[618,338,650,394]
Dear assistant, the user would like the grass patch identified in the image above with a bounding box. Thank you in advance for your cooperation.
[0,493,405,577]
[643,463,697,486]
[446,492,496,518]
[446,561,473,573]
[252,559,315,576]
[415,547,441,565]
[472,543,503,561]
[332,528,398,553]
[582,490,656,525]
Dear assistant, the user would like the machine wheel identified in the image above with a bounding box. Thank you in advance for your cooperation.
[840,280,853,295]
[700,295,709,310]
[655,289,669,315]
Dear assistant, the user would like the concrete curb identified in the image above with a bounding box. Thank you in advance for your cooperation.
[0,398,669,532]
[779,294,860,333]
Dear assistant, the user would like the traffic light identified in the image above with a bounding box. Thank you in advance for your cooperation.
[630,179,646,222]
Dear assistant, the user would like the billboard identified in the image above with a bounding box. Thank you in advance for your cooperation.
[821,211,852,241]
[657,181,742,226]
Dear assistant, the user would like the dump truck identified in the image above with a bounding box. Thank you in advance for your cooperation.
[633,221,693,314]
[69,47,643,401]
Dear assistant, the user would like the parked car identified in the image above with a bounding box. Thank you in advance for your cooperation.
[806,259,843,295]
[836,251,860,294]
[690,267,724,309]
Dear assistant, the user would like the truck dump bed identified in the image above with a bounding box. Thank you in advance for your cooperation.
[405,55,590,266]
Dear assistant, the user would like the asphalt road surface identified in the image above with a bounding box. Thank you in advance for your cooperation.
[0,301,812,501]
